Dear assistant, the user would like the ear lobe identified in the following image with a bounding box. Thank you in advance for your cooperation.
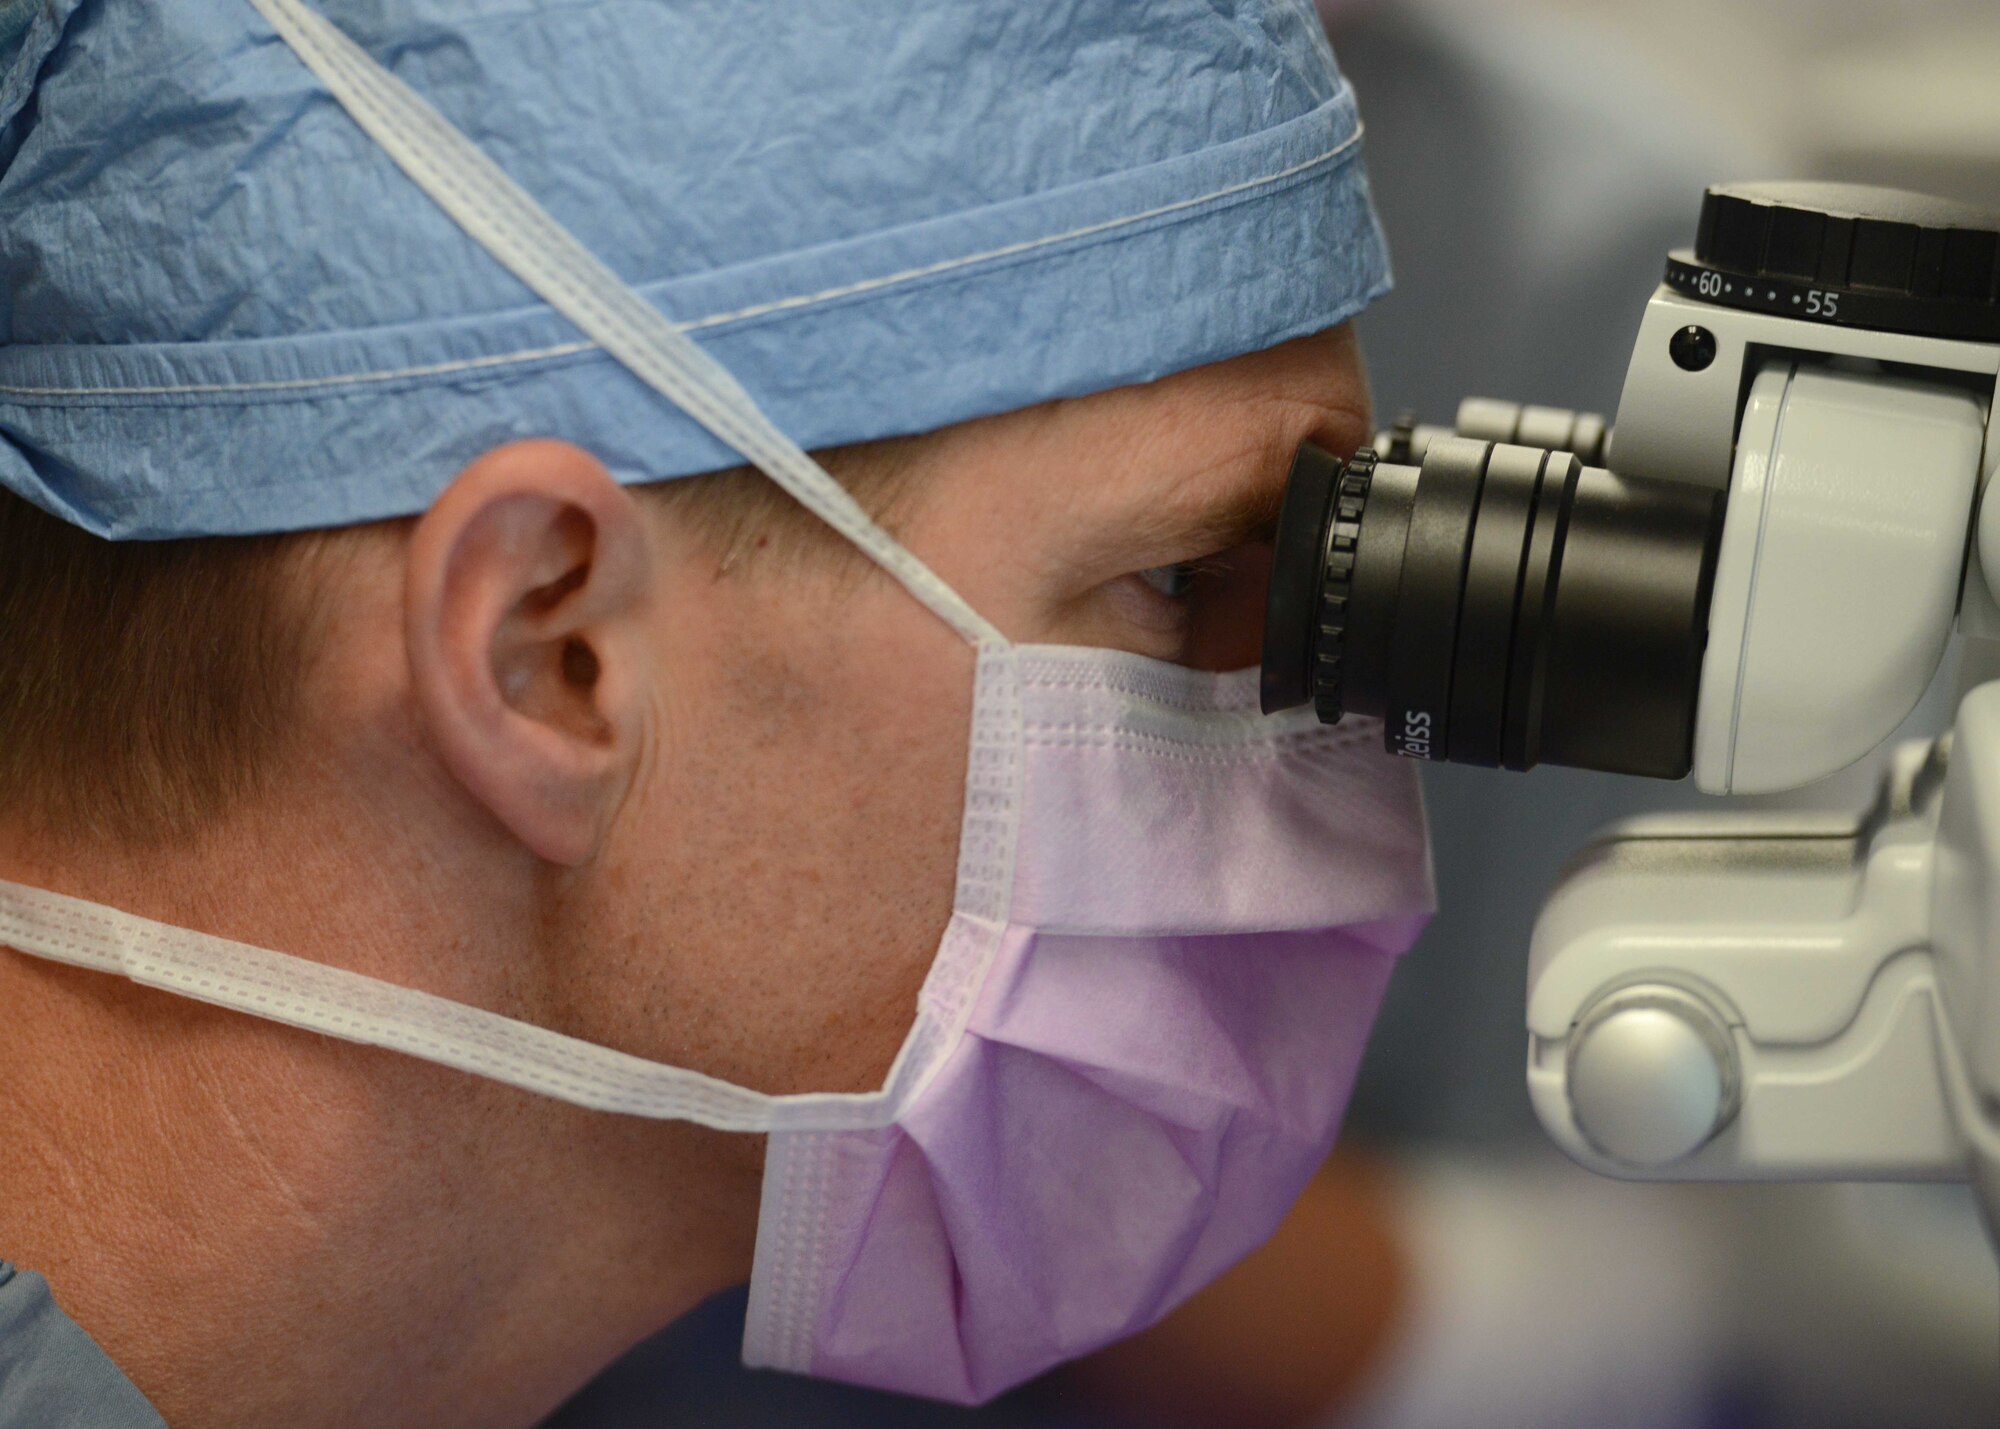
[406,440,654,865]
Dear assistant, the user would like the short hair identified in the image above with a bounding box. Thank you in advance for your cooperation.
[0,439,924,848]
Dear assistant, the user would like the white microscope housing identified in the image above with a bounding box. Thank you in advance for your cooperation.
[1511,184,2000,1236]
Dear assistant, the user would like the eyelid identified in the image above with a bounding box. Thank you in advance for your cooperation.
[1149,513,1278,574]
[1069,439,1296,585]
[1165,473,1287,562]
[1139,562,1196,599]
[1119,497,1276,575]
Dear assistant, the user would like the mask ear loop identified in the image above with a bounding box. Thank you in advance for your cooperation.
[245,0,1005,652]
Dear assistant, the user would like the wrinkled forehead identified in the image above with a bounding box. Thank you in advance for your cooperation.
[0,0,1390,542]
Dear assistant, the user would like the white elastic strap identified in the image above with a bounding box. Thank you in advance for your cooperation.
[243,0,1001,648]
[0,877,914,1133]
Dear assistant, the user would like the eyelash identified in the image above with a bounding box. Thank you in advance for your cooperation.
[1138,561,1203,600]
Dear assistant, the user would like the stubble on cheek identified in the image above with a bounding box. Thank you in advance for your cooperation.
[580,576,974,1097]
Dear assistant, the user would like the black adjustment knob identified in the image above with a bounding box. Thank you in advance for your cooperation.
[1664,181,2000,342]
[1311,452,1374,724]
[1260,442,1345,716]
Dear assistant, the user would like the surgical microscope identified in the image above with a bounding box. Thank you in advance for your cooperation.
[1260,182,2000,1241]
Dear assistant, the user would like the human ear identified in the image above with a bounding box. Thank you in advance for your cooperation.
[405,439,654,865]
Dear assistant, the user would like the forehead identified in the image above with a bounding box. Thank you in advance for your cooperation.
[941,330,1371,545]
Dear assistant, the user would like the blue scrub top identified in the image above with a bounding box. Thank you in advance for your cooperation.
[0,1261,165,1428]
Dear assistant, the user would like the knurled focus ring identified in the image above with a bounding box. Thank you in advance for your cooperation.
[1312,451,1375,723]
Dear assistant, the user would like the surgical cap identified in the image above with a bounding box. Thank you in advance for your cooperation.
[0,1,1390,540]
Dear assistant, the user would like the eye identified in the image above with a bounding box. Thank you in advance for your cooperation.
[1138,562,1198,600]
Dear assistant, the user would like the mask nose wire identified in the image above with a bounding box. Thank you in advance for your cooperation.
[246,0,1005,651]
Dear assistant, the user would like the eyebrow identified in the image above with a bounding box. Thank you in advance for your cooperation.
[1125,458,1290,565]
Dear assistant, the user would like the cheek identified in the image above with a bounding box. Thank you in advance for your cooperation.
[583,575,976,1096]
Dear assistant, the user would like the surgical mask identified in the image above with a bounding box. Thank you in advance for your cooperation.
[0,0,1435,1405]
[741,646,1430,1399]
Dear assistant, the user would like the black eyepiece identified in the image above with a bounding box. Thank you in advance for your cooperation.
[1261,438,1723,779]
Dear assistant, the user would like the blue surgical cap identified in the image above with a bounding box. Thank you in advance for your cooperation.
[0,1,1390,539]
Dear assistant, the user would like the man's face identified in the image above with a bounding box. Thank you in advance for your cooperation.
[557,328,1372,1099]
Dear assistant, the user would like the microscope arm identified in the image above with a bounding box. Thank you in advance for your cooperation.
[1528,738,1959,1183]
[1530,693,2000,1243]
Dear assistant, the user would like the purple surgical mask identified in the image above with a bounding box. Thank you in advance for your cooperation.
[743,644,1431,1400]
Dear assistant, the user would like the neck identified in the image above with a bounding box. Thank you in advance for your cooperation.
[0,847,759,1428]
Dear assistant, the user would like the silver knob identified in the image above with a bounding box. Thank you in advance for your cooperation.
[1566,985,1740,1168]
